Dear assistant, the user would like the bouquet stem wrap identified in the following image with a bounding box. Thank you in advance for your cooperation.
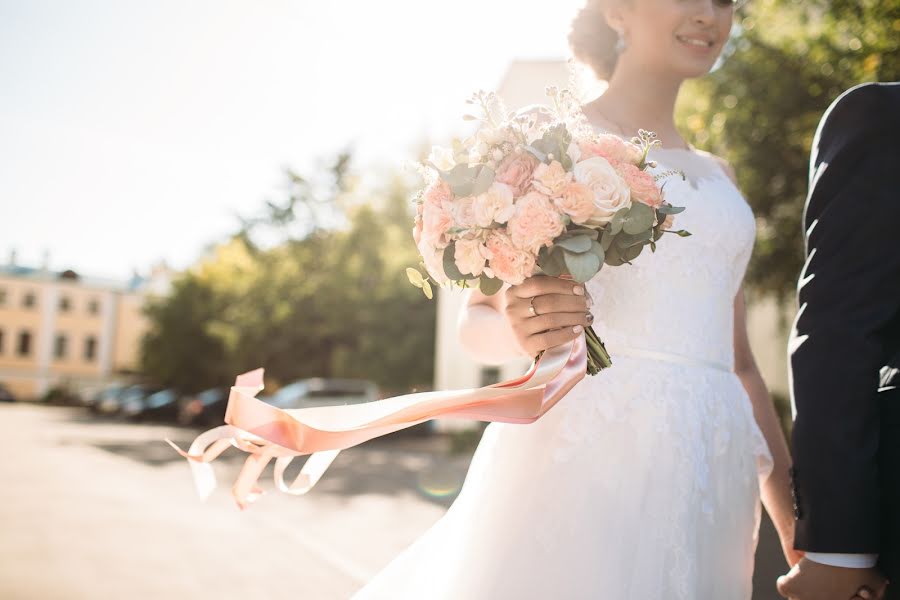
[166,336,587,510]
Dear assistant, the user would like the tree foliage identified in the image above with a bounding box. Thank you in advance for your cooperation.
[140,156,435,395]
[676,0,899,301]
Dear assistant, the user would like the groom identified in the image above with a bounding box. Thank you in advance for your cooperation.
[778,81,900,599]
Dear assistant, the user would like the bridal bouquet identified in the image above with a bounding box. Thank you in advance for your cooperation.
[407,87,689,374]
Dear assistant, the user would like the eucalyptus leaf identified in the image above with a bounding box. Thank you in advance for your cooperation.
[657,204,686,215]
[470,165,496,196]
[600,228,614,251]
[604,243,626,267]
[567,227,600,240]
[622,202,655,235]
[442,243,465,280]
[609,209,627,235]
[615,228,653,249]
[590,240,606,263]
[555,235,592,253]
[479,274,503,296]
[406,267,424,288]
[422,280,433,299]
[563,249,601,283]
[621,243,644,262]
[524,145,547,163]
[540,247,566,277]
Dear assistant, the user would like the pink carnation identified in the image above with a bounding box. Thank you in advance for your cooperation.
[507,191,566,254]
[495,151,539,196]
[553,182,595,225]
[579,134,643,166]
[615,162,664,209]
[421,200,453,249]
[484,231,536,286]
[424,179,453,206]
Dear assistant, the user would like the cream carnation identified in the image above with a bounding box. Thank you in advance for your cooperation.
[573,157,632,227]
[473,182,516,227]
[531,160,572,197]
[454,238,488,277]
[424,180,452,206]
[507,191,566,253]
[484,231,536,286]
[553,182,596,225]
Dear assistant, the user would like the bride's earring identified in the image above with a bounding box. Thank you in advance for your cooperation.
[614,29,627,54]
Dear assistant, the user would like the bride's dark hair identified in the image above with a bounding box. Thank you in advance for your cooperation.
[568,0,621,82]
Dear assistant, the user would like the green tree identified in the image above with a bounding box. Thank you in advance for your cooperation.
[676,0,900,301]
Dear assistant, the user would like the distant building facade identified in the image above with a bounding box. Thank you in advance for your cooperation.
[0,259,171,399]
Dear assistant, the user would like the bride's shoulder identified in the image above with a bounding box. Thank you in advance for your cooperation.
[692,148,739,187]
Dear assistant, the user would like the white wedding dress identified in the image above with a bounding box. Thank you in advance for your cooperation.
[352,139,774,599]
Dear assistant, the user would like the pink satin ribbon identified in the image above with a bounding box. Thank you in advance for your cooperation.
[166,336,586,510]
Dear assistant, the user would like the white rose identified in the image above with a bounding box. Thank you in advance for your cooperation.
[573,156,632,226]
[454,238,488,277]
[473,182,516,227]
[567,141,582,163]
[428,146,455,171]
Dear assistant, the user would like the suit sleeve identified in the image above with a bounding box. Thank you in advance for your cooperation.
[790,121,900,552]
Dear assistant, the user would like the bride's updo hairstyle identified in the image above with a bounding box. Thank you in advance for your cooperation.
[568,0,622,82]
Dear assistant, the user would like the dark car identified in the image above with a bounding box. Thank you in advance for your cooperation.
[177,387,229,427]
[117,384,165,420]
[127,388,181,422]
[263,378,379,410]
[92,384,129,415]
[0,382,15,403]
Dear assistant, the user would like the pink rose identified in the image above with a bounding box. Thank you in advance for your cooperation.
[454,238,488,277]
[615,162,663,208]
[553,182,595,225]
[473,182,515,227]
[531,160,572,197]
[421,200,453,249]
[506,191,566,254]
[494,151,539,196]
[425,179,452,206]
[579,134,643,166]
[484,231,536,286]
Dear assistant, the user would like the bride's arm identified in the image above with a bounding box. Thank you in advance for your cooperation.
[733,285,800,567]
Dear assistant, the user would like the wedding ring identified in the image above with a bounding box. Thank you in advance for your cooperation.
[528,297,539,317]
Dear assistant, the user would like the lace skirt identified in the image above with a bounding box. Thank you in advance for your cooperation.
[351,353,774,600]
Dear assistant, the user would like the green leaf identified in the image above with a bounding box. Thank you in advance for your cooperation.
[609,209,627,235]
[562,249,601,283]
[622,202,655,235]
[615,228,653,249]
[406,267,424,288]
[657,204,686,215]
[442,243,465,280]
[590,240,606,263]
[479,274,503,296]
[554,235,592,253]
[604,243,626,266]
[439,164,494,197]
[539,246,566,277]
[470,165,495,196]
[621,243,644,262]
[600,228,614,251]
[422,280,433,299]
[566,227,600,240]
[523,145,547,163]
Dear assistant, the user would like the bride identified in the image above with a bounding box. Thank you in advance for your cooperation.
[355,0,799,597]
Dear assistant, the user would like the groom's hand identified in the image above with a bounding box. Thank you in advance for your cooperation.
[777,558,888,600]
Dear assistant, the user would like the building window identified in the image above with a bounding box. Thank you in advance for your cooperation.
[22,292,37,309]
[88,299,100,315]
[54,334,68,360]
[84,336,97,362]
[59,296,72,312]
[17,331,32,356]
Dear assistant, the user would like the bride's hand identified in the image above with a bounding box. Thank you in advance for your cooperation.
[503,275,593,357]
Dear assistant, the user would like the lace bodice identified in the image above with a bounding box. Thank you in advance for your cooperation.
[587,144,755,370]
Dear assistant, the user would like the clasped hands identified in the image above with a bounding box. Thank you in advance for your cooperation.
[777,558,889,600]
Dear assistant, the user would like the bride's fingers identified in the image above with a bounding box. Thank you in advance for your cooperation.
[525,324,584,354]
[524,312,593,336]
[509,276,585,300]
[528,293,589,316]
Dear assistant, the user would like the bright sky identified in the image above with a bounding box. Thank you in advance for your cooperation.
[0,0,584,279]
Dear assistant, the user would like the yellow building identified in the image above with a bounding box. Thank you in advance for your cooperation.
[0,261,171,400]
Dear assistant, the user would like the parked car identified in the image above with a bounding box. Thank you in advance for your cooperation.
[92,384,129,415]
[0,382,16,403]
[116,384,165,419]
[264,378,379,410]
[127,388,181,422]
[176,387,229,427]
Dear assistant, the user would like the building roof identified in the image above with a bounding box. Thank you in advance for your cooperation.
[0,264,149,293]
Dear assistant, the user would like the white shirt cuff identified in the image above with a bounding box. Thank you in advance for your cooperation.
[805,552,879,568]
